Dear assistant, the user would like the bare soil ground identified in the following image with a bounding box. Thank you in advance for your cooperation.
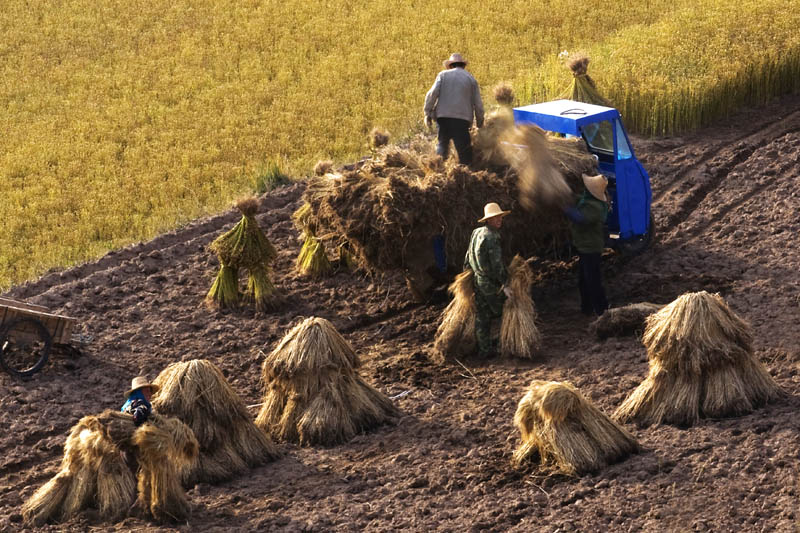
[1,94,799,532]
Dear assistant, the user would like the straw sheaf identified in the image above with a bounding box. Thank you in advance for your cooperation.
[209,213,277,269]
[256,317,399,445]
[500,256,541,359]
[493,82,515,106]
[615,291,783,426]
[22,410,197,526]
[295,234,333,278]
[369,127,390,150]
[245,264,283,311]
[152,359,280,484]
[432,269,477,363]
[473,108,515,168]
[513,381,639,475]
[205,264,240,309]
[589,302,663,339]
[234,196,260,218]
[559,54,613,108]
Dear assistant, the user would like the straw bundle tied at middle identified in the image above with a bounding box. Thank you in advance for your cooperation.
[500,255,541,359]
[432,269,476,363]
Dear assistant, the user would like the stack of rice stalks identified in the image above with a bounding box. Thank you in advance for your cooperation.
[614,291,784,427]
[500,256,541,359]
[589,302,663,339]
[303,139,593,295]
[559,54,613,108]
[256,317,399,445]
[22,410,198,526]
[512,381,639,475]
[206,197,281,310]
[431,269,476,363]
[152,359,281,485]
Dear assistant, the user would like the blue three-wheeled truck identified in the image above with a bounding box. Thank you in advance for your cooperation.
[513,99,655,254]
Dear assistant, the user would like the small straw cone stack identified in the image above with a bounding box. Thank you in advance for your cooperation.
[500,256,541,359]
[614,291,783,427]
[432,270,477,363]
[22,411,197,526]
[559,54,613,108]
[502,125,572,210]
[256,317,399,446]
[152,359,280,485]
[513,381,639,475]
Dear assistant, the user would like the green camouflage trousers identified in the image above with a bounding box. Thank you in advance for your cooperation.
[474,276,506,357]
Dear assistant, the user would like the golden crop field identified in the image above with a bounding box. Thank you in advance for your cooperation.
[2,0,799,289]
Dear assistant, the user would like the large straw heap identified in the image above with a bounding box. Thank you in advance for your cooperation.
[256,317,399,446]
[303,134,594,297]
[513,381,639,475]
[431,269,476,363]
[152,359,281,485]
[500,256,541,359]
[614,291,783,427]
[559,54,613,108]
[589,302,663,339]
[206,197,281,310]
[22,410,198,526]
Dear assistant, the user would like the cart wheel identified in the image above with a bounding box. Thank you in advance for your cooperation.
[0,317,53,378]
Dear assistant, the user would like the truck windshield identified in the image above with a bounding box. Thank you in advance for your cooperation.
[581,120,613,153]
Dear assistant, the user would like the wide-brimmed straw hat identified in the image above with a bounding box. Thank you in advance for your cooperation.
[125,376,159,398]
[443,53,468,69]
[582,173,608,202]
[478,202,511,222]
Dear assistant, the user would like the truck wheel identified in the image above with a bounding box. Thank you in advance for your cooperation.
[619,213,656,256]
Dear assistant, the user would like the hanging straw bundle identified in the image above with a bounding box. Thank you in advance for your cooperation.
[589,302,663,339]
[22,411,197,526]
[493,82,515,106]
[614,291,783,427]
[512,380,639,475]
[473,107,515,169]
[431,270,477,364]
[500,256,541,359]
[151,359,280,485]
[559,54,613,108]
[256,317,399,446]
[502,125,573,210]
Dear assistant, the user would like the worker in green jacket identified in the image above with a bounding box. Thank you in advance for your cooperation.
[564,174,610,316]
[464,202,511,357]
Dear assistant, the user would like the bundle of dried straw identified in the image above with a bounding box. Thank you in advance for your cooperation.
[256,317,399,445]
[559,54,613,108]
[152,359,280,484]
[513,380,639,475]
[614,291,783,426]
[500,256,541,359]
[589,302,663,339]
[22,411,198,526]
[431,270,476,363]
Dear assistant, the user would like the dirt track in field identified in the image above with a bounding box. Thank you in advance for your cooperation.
[1,94,799,532]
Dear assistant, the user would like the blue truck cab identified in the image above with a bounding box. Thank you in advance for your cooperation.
[513,99,654,252]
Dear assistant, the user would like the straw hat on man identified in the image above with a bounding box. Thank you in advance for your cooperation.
[423,53,485,165]
[121,376,159,426]
[563,174,610,316]
[463,202,511,358]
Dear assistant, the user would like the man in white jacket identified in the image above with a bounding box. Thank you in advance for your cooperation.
[424,53,485,165]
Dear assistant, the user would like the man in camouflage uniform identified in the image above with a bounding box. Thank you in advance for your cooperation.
[464,202,511,357]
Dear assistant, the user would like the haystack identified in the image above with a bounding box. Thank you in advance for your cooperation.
[152,359,280,485]
[512,380,639,475]
[500,256,541,359]
[614,291,783,427]
[256,317,399,445]
[206,197,280,310]
[22,411,197,526]
[559,54,613,108]
[589,302,663,339]
[431,269,476,363]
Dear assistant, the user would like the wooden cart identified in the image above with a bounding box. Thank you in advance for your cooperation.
[0,297,77,377]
